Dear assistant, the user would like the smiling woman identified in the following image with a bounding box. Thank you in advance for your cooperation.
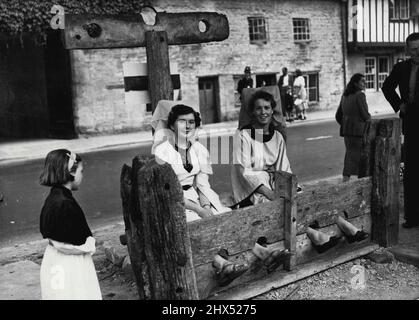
[230,90,294,208]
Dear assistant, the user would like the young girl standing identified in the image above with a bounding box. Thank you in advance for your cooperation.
[39,149,102,300]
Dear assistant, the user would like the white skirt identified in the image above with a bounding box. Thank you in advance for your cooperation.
[40,244,102,300]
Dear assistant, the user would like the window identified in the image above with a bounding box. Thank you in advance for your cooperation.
[389,0,410,20]
[293,18,310,42]
[255,73,277,87]
[248,17,268,44]
[365,57,376,91]
[364,56,390,91]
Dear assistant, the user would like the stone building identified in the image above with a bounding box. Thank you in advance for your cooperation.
[345,0,419,105]
[0,0,347,138]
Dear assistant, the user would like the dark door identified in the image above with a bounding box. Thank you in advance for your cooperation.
[44,31,76,139]
[198,77,219,124]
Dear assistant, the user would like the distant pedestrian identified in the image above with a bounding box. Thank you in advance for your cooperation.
[382,32,419,228]
[237,66,254,99]
[335,73,371,183]
[39,149,102,300]
[278,67,294,122]
[293,69,308,120]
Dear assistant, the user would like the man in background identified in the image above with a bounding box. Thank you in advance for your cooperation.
[382,32,419,228]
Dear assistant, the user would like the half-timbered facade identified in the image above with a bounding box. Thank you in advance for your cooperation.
[346,0,419,92]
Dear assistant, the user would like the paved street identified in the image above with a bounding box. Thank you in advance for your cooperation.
[0,119,347,247]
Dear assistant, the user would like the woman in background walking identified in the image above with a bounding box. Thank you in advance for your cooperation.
[335,73,371,182]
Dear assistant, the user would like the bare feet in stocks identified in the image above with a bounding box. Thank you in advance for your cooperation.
[252,237,292,273]
[212,249,249,287]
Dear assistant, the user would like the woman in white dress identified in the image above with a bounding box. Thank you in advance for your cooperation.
[230,91,367,254]
[152,101,247,287]
[231,90,293,207]
[152,101,230,221]
[39,149,102,300]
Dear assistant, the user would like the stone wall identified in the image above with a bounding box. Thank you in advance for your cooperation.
[70,0,345,134]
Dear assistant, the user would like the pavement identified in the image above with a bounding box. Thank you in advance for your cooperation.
[1,98,418,300]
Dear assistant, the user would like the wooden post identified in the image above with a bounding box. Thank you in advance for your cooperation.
[145,31,173,113]
[371,118,401,247]
[358,119,379,178]
[121,155,199,299]
[275,171,297,270]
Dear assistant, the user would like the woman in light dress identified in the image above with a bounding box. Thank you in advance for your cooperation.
[293,69,308,120]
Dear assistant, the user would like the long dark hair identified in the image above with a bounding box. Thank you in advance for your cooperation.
[343,73,364,96]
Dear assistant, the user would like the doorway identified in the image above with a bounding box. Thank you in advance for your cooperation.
[198,77,220,124]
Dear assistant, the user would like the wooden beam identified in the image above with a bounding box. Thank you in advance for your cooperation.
[371,118,401,247]
[123,155,199,299]
[188,199,285,266]
[188,176,372,268]
[145,31,173,113]
[275,171,297,270]
[63,12,229,49]
[359,119,379,178]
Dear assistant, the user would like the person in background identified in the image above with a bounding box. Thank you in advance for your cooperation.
[293,69,308,120]
[278,67,294,122]
[335,73,371,183]
[382,32,419,228]
[237,66,254,99]
[39,149,102,300]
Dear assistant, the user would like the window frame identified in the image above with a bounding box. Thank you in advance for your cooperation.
[248,16,269,45]
[389,0,410,21]
[292,18,311,43]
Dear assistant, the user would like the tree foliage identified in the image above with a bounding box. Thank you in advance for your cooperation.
[0,0,147,40]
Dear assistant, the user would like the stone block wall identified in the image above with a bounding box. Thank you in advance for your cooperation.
[70,0,345,134]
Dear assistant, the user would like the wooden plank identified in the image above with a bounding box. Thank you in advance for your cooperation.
[295,176,371,233]
[145,31,173,113]
[189,176,371,267]
[127,156,199,299]
[371,118,401,247]
[64,12,229,49]
[188,199,285,266]
[377,0,383,42]
[359,119,379,178]
[209,242,378,300]
[276,172,297,270]
[195,214,372,299]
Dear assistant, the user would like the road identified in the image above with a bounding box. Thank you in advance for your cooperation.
[0,119,346,247]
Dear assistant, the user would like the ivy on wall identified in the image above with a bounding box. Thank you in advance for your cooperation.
[0,0,148,42]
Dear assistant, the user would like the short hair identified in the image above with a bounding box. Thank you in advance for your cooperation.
[295,69,302,77]
[343,73,365,96]
[249,90,276,113]
[406,32,419,45]
[167,104,202,129]
[39,149,82,186]
[282,67,288,73]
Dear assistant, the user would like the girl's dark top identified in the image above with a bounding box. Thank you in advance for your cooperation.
[40,186,92,246]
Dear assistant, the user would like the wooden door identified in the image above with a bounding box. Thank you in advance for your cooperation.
[198,77,219,124]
